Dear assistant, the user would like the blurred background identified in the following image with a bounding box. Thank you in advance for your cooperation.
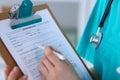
[0,0,95,80]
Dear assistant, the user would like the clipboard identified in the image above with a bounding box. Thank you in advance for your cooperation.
[0,4,49,77]
[0,2,94,80]
[0,3,51,77]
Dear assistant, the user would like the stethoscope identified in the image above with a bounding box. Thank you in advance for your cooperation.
[90,0,113,49]
[90,0,120,75]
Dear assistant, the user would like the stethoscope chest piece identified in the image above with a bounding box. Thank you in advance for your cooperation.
[90,31,102,49]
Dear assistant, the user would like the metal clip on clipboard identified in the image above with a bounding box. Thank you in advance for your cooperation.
[8,0,42,29]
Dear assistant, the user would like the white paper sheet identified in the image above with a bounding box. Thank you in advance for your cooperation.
[0,9,93,80]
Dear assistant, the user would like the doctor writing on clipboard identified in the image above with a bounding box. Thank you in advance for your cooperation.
[4,0,120,80]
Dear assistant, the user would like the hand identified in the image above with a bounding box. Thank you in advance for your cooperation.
[38,46,80,80]
[5,65,28,80]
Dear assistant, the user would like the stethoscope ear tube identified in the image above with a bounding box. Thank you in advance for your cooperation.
[98,0,113,28]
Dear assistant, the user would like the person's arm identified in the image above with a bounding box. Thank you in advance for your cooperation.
[38,46,80,80]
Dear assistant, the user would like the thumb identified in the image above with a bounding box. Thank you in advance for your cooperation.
[5,65,12,80]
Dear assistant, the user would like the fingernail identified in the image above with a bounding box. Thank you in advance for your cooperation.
[45,46,51,51]
[13,67,18,72]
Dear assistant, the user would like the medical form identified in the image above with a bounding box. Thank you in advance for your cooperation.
[0,9,93,80]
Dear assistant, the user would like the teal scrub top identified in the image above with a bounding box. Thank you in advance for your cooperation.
[76,0,120,80]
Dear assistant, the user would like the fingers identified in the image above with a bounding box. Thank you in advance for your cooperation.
[64,59,71,66]
[37,46,79,80]
[5,66,28,80]
[5,65,12,80]
[38,61,48,77]
[42,56,54,72]
[18,75,28,80]
[38,46,61,79]
[40,72,47,80]
[38,46,72,80]
[8,67,21,80]
[44,46,62,67]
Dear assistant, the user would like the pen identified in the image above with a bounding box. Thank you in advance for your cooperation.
[35,44,65,60]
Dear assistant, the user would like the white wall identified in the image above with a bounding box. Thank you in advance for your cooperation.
[0,0,79,28]
[0,0,95,30]
[77,0,95,39]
